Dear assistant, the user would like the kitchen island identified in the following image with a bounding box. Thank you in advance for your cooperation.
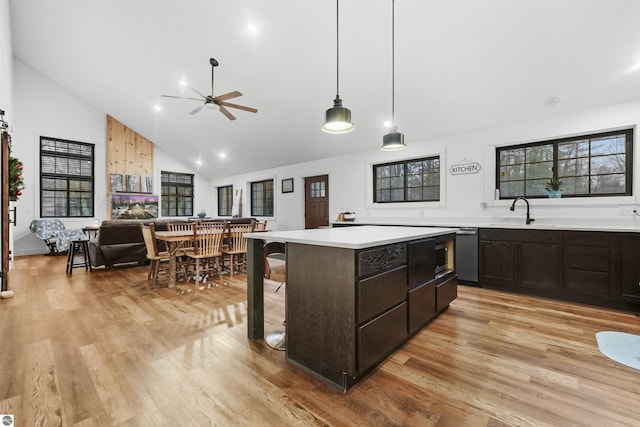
[245,226,457,391]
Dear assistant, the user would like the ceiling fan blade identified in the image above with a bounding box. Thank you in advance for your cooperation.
[219,105,236,120]
[219,101,258,113]
[161,95,203,101]
[213,91,242,102]
[188,86,208,99]
[188,105,204,115]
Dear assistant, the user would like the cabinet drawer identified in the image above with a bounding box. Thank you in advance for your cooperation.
[358,266,407,324]
[358,243,407,278]
[358,302,407,373]
[407,239,435,288]
[564,231,609,246]
[436,279,457,313]
[408,281,436,334]
[480,229,562,244]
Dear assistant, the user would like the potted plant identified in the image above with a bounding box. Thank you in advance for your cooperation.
[544,177,563,198]
[197,210,207,219]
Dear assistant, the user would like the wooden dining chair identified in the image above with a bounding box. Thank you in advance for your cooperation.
[184,222,225,288]
[254,220,268,231]
[140,223,170,288]
[222,223,255,276]
[168,222,195,281]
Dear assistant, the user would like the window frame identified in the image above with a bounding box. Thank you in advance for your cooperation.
[160,171,194,217]
[40,136,95,218]
[250,179,274,217]
[495,129,633,200]
[373,155,441,203]
[217,185,233,217]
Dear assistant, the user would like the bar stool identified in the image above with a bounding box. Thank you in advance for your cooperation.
[66,239,92,274]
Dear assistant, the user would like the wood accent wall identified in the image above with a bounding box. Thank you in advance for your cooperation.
[106,115,154,193]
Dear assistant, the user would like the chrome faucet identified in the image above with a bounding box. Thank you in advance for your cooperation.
[510,197,535,225]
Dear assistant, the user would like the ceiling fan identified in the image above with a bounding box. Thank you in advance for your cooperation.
[161,58,257,120]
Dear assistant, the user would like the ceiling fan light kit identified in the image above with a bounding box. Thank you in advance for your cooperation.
[322,0,355,134]
[381,0,406,151]
[161,58,257,121]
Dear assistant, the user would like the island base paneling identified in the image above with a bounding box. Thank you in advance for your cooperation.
[284,232,457,392]
[285,243,356,389]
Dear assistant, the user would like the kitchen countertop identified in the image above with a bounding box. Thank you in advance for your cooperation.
[245,225,458,249]
[330,218,640,233]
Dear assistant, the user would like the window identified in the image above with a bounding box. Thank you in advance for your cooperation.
[40,136,94,217]
[161,171,194,216]
[497,129,633,199]
[251,179,274,216]
[373,156,440,203]
[217,185,233,216]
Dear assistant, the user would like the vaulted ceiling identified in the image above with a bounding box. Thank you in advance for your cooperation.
[9,0,640,179]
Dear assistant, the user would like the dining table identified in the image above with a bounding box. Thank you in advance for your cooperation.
[154,225,267,288]
[154,229,194,288]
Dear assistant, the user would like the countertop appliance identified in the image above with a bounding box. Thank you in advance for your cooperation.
[455,227,478,284]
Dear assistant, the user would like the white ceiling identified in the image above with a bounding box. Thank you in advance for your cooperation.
[9,0,640,179]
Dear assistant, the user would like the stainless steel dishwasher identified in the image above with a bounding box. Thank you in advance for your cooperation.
[455,227,478,285]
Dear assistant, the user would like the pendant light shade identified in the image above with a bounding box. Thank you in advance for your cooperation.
[381,126,405,151]
[381,0,406,150]
[322,0,355,134]
[322,96,354,133]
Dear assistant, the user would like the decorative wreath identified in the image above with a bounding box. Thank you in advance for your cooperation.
[9,156,24,200]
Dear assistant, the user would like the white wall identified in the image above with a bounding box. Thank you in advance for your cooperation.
[212,99,640,231]
[12,59,211,256]
[0,0,11,114]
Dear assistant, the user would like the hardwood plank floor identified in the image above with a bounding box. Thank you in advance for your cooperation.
[1,254,640,426]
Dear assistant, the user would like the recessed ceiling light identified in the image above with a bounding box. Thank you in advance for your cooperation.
[383,121,392,128]
[247,23,258,34]
[219,152,227,159]
[179,80,188,87]
[196,159,202,165]
[153,105,162,112]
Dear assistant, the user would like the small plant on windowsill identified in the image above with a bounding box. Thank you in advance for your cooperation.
[197,210,207,219]
[544,177,563,198]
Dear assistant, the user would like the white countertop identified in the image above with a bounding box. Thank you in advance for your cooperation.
[245,226,458,249]
[330,218,640,233]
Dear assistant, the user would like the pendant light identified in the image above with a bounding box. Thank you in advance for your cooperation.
[381,0,406,151]
[322,0,355,134]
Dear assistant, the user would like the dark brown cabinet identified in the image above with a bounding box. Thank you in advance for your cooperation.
[407,238,435,287]
[564,231,611,298]
[479,228,640,310]
[286,233,457,391]
[408,281,436,333]
[479,229,562,292]
[615,234,640,304]
[479,240,517,286]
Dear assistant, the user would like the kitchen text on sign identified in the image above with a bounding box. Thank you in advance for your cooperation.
[449,161,481,175]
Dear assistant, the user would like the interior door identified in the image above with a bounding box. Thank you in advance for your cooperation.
[1,131,10,291]
[304,175,329,229]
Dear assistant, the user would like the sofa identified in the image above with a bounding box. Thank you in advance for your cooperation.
[89,217,257,267]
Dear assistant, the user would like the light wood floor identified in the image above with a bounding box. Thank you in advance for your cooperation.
[1,255,640,426]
